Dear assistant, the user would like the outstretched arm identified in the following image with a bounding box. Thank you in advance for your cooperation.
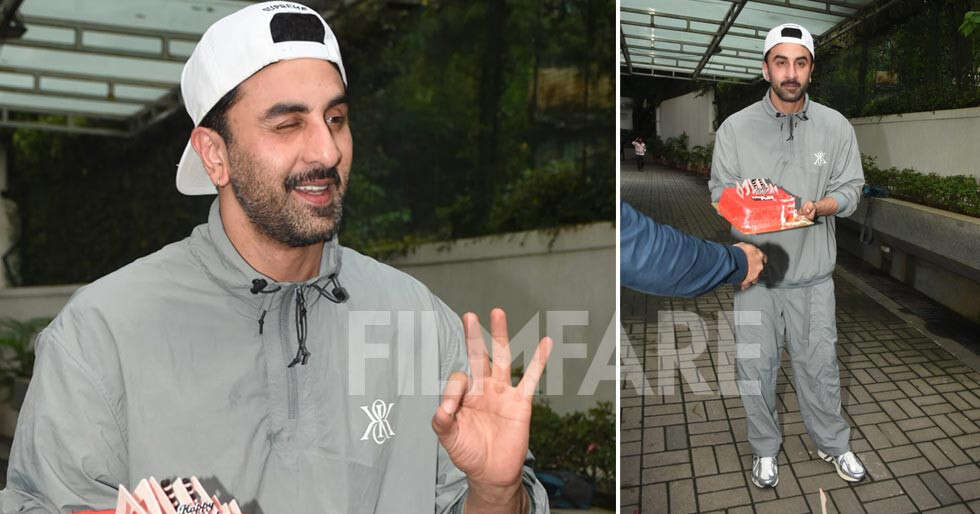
[620,202,766,296]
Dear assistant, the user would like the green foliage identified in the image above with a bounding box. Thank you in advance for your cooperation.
[333,0,614,250]
[5,115,212,286]
[488,153,614,234]
[529,401,614,501]
[0,317,49,396]
[961,11,980,37]
[809,1,980,117]
[713,2,980,121]
[688,143,714,172]
[644,133,711,174]
[862,155,980,217]
[5,0,614,286]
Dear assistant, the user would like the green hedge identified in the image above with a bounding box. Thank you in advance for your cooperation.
[863,155,980,217]
[529,401,614,505]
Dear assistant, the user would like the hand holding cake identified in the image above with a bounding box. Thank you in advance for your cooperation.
[800,196,840,221]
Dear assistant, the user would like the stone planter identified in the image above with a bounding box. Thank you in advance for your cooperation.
[838,197,980,322]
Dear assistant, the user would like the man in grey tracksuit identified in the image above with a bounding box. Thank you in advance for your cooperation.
[0,3,551,512]
[709,23,866,488]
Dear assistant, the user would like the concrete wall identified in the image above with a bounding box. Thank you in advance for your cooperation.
[0,284,81,320]
[388,222,616,415]
[838,197,980,323]
[850,107,980,179]
[656,89,715,148]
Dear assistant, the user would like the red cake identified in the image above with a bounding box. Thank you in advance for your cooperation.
[717,178,806,234]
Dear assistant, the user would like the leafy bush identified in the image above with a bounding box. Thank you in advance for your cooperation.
[487,156,614,234]
[660,133,690,167]
[863,154,980,217]
[687,142,714,174]
[646,133,713,175]
[529,401,614,502]
[0,317,49,401]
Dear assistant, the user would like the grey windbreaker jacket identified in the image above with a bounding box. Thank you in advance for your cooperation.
[0,200,548,513]
[709,93,865,288]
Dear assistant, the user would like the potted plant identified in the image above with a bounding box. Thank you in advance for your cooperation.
[0,317,50,410]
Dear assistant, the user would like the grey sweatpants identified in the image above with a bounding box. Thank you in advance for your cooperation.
[734,278,851,458]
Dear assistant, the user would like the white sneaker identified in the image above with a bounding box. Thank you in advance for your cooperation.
[751,456,778,488]
[818,450,866,482]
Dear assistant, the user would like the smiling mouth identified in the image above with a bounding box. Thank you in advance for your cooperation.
[289,176,339,207]
[293,180,334,195]
[284,166,342,202]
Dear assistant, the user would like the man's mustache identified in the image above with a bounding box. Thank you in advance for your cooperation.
[284,167,342,190]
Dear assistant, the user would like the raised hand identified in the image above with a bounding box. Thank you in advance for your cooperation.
[431,309,553,513]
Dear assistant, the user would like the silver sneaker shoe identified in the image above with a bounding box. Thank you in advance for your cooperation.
[818,450,866,482]
[751,456,778,488]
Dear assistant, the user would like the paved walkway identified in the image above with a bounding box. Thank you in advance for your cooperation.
[620,165,980,513]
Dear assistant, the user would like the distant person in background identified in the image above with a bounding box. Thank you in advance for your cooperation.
[631,137,646,171]
[620,202,766,296]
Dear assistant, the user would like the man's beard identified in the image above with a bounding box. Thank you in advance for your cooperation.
[770,78,809,103]
[227,146,345,247]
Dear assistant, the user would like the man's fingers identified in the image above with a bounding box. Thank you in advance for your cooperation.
[432,371,469,439]
[518,337,553,398]
[489,308,512,379]
[463,312,489,383]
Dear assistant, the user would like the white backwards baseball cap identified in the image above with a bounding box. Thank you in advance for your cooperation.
[763,23,814,60]
[176,1,347,195]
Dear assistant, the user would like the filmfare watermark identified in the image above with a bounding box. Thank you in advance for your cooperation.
[620,310,764,397]
[344,309,617,397]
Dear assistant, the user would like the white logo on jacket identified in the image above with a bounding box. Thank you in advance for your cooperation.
[814,152,827,166]
[360,399,396,444]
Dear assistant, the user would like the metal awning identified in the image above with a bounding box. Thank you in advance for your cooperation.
[0,0,361,137]
[621,0,898,83]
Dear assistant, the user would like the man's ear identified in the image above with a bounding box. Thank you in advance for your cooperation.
[189,126,231,188]
[761,61,769,82]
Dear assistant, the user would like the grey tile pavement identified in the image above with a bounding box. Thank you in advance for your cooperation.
[621,165,980,513]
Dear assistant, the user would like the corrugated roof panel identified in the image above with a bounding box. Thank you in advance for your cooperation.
[621,0,884,82]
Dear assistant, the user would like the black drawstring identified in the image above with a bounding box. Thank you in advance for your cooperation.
[249,274,348,367]
[780,111,809,142]
[309,273,350,303]
[287,288,311,368]
[250,278,281,294]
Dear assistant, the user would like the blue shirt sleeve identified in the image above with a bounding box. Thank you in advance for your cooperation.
[620,202,748,297]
